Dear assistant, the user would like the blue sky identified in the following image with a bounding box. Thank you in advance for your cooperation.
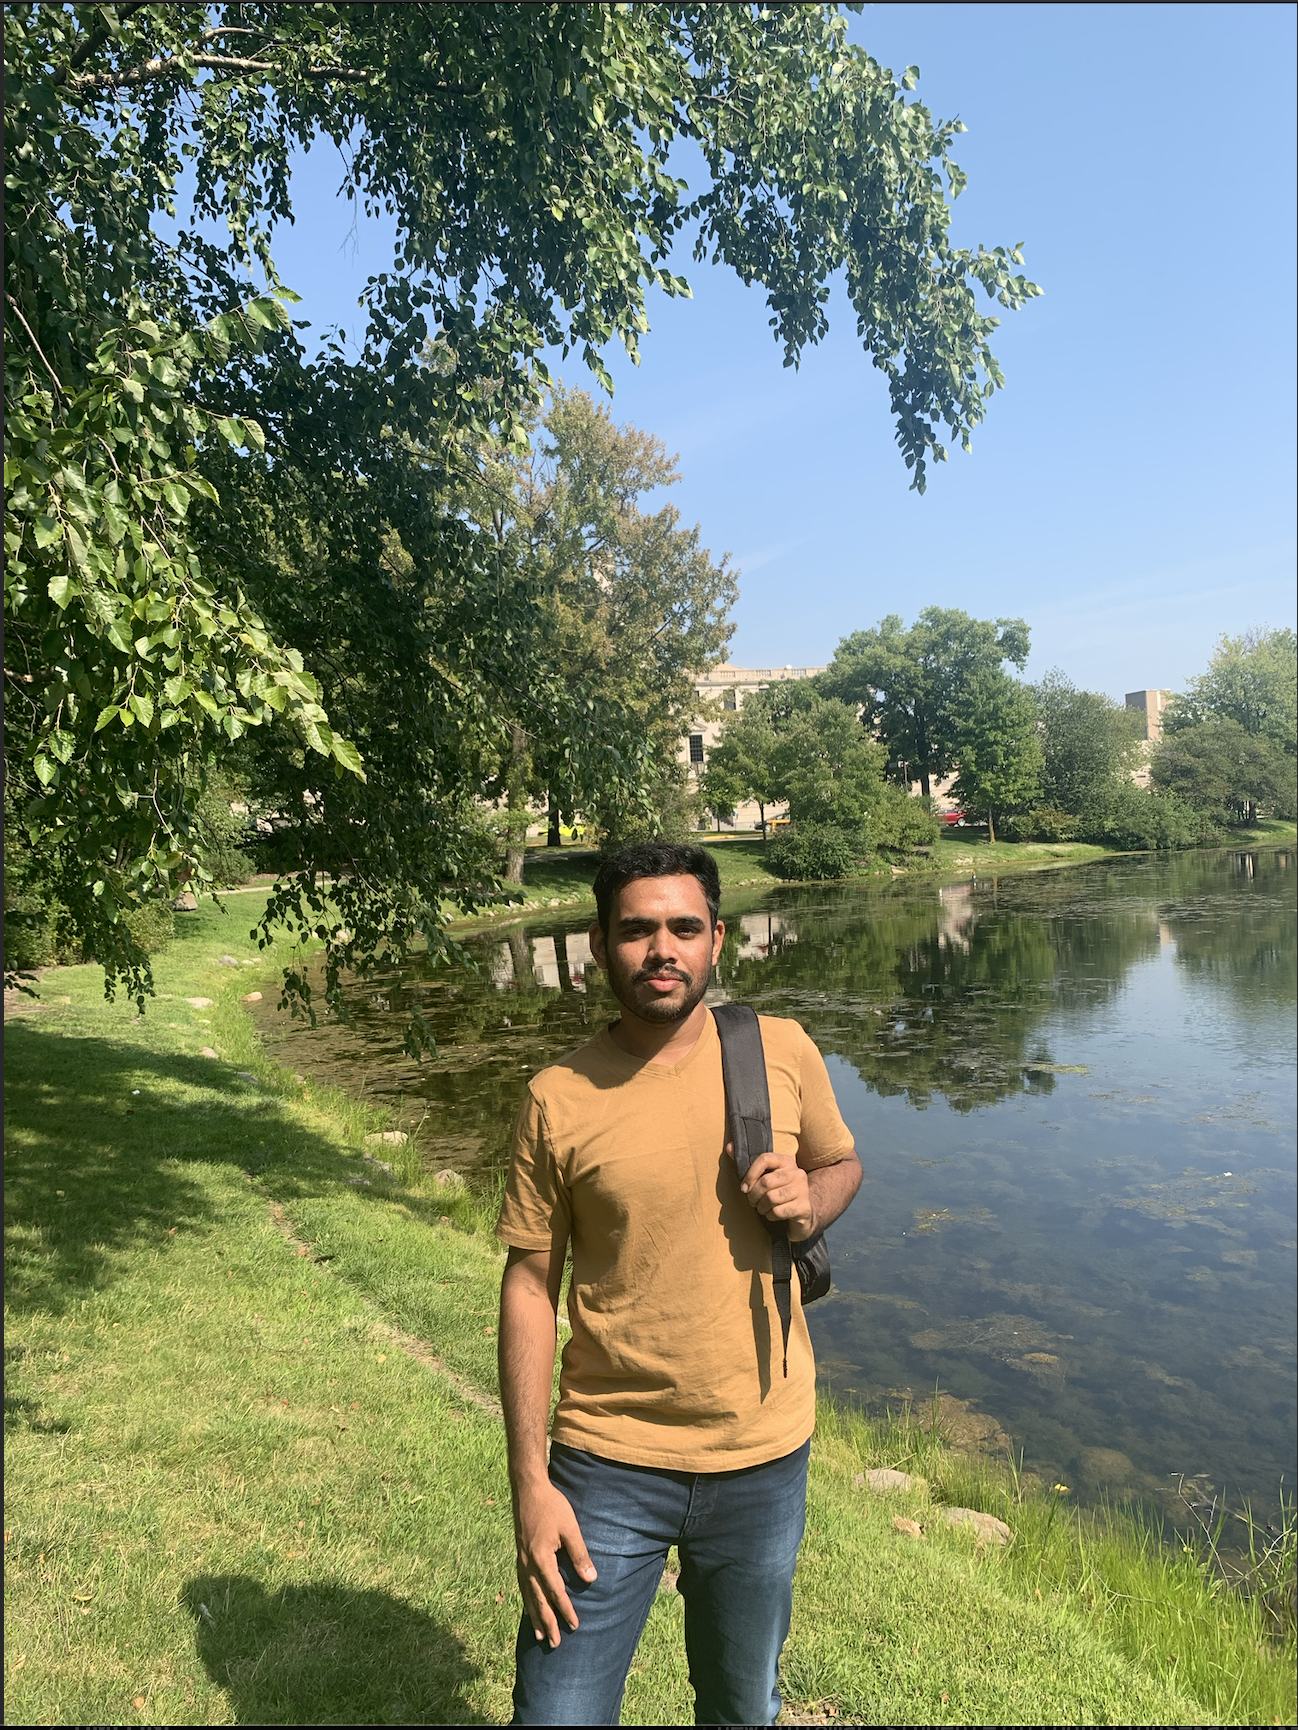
[265,2,1296,699]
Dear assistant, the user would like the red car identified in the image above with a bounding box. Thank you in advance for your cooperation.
[939,810,967,825]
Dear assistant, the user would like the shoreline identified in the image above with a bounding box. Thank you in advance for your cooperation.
[4,892,1293,1724]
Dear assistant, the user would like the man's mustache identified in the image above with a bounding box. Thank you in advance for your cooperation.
[632,965,692,986]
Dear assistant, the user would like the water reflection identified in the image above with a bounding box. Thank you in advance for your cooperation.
[251,848,1296,1506]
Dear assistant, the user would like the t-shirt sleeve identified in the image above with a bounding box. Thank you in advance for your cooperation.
[794,1026,857,1169]
[495,1084,573,1254]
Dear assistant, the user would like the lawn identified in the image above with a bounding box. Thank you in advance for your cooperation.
[5,910,1293,1725]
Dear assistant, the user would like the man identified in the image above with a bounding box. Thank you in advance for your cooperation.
[496,841,862,1726]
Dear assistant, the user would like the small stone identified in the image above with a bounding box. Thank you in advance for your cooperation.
[242,991,263,1003]
[347,1177,372,1187]
[240,959,257,966]
[940,1507,1013,1546]
[439,1215,452,1226]
[892,1516,925,1540]
[364,1130,408,1147]
[185,997,214,1009]
[433,1168,466,1191]
[236,1071,259,1085]
[860,1467,925,1495]
[171,892,198,911]
[200,1047,219,1058]
[362,1155,395,1178]
[218,956,240,967]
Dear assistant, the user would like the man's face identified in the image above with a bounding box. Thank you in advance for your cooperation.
[589,873,725,1027]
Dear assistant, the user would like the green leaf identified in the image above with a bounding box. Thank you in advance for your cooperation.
[47,570,74,609]
[127,691,155,727]
[94,706,122,732]
[331,735,366,777]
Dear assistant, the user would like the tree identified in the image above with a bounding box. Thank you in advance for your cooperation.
[1152,720,1295,825]
[700,691,783,838]
[1031,671,1143,813]
[461,386,734,877]
[1169,627,1297,755]
[772,696,890,830]
[821,608,1031,796]
[949,673,1042,842]
[5,3,1040,1004]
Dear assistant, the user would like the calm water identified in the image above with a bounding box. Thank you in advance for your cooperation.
[252,849,1297,1507]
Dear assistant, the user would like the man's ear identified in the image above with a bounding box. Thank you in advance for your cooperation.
[711,919,725,965]
[589,920,607,969]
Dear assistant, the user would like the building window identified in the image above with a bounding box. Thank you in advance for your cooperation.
[722,689,737,711]
[689,734,705,764]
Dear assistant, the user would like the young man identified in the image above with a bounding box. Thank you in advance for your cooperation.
[496,842,862,1727]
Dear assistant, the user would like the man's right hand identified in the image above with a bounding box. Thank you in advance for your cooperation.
[514,1478,597,1648]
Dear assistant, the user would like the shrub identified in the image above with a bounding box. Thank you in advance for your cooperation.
[1076,783,1220,850]
[999,807,1081,843]
[765,823,862,880]
[865,785,941,856]
[121,901,177,955]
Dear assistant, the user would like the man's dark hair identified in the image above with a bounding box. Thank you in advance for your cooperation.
[593,842,721,936]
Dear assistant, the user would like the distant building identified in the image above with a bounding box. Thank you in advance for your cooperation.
[683,663,826,829]
[1125,689,1172,742]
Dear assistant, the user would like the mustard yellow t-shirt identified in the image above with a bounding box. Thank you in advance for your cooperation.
[495,1009,856,1471]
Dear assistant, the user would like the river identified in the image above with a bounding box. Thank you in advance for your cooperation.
[251,847,1296,1510]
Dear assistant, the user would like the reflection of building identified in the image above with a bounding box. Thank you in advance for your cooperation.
[683,664,826,829]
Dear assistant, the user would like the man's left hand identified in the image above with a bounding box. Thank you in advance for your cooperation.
[737,1150,815,1241]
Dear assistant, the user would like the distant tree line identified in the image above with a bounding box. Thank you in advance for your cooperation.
[701,612,1296,878]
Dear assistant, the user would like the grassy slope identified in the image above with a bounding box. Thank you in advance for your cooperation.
[5,909,1292,1725]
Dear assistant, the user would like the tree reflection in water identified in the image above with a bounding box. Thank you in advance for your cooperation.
[252,848,1296,1509]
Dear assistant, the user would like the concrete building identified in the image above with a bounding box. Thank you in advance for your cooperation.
[1125,689,1172,742]
[682,663,826,829]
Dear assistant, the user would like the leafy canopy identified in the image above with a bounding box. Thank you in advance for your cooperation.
[821,607,1031,796]
[5,2,1039,1001]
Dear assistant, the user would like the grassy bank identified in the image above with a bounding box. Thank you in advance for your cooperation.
[5,917,1295,1725]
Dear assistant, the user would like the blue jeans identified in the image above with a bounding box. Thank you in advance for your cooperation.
[511,1439,809,1727]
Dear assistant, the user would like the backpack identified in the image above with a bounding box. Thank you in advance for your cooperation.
[712,1004,831,1376]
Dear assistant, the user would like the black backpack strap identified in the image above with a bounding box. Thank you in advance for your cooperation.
[712,1004,792,1377]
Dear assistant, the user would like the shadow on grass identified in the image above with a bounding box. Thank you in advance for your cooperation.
[2,1023,439,1320]
[182,1575,488,1725]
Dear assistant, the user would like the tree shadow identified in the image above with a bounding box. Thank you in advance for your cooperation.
[2,1024,408,1321]
[181,1574,489,1726]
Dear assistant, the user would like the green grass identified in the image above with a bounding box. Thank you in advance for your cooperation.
[5,917,1294,1725]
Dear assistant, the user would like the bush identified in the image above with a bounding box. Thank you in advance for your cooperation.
[999,807,1081,843]
[1076,782,1220,850]
[865,785,941,856]
[765,823,862,880]
[121,901,176,955]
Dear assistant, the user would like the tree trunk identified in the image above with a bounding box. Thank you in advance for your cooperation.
[506,925,533,986]
[920,769,932,798]
[987,810,996,845]
[555,929,571,992]
[547,791,562,849]
[504,723,529,886]
[758,800,767,843]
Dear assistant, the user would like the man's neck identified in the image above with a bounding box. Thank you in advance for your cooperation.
[608,1000,709,1067]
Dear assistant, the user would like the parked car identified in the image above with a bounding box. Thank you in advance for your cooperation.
[939,810,967,826]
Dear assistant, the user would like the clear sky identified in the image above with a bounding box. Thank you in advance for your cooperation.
[266,2,1296,700]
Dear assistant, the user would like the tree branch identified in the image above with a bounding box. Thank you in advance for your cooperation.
[70,53,370,91]
[4,291,67,400]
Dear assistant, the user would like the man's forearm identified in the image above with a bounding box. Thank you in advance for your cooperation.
[804,1153,862,1237]
[499,1262,559,1493]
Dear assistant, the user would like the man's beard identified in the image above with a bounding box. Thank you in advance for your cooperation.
[606,955,711,1026]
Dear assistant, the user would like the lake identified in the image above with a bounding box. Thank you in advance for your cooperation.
[251,847,1296,1511]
